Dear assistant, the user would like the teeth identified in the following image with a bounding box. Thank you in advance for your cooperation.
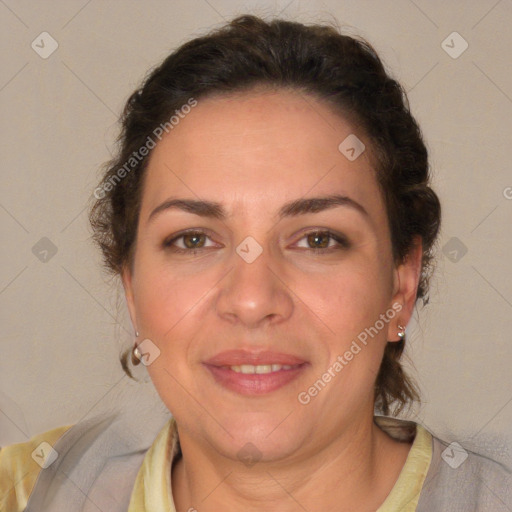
[255,365,272,374]
[228,364,295,374]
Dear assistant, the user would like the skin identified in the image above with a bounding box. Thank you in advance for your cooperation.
[122,87,422,512]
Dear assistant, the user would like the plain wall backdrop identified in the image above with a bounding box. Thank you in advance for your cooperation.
[1,0,511,469]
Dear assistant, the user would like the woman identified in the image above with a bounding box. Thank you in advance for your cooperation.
[1,14,510,512]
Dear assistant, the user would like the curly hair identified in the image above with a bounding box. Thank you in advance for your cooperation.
[89,14,441,416]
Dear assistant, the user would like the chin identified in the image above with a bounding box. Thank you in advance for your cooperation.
[208,411,307,462]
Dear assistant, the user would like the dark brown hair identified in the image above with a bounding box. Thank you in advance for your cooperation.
[89,14,441,416]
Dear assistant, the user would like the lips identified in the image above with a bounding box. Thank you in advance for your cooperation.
[203,349,309,395]
[204,349,307,367]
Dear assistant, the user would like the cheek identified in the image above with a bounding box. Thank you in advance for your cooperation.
[303,259,389,327]
[132,257,218,366]
[293,257,392,385]
[134,268,199,388]
[132,254,185,332]
[136,273,195,332]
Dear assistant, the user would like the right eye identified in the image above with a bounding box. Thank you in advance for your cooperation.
[162,229,218,254]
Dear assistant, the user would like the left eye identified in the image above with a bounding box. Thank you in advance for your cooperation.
[295,230,350,251]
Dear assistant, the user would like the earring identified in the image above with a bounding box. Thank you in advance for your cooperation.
[131,331,141,366]
[397,324,406,339]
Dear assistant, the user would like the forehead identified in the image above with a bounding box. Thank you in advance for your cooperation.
[140,88,385,223]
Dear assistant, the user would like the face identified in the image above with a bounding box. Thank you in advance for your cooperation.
[123,87,421,462]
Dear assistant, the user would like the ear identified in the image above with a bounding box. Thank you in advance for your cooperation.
[121,265,138,334]
[386,235,423,342]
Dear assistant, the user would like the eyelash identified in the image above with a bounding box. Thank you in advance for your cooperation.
[162,229,351,255]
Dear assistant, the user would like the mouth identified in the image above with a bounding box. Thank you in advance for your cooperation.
[203,350,309,395]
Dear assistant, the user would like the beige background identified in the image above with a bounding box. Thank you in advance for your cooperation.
[1,0,511,468]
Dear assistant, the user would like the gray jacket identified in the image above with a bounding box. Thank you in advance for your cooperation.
[23,409,512,511]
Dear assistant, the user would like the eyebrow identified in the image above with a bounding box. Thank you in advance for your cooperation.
[147,194,369,224]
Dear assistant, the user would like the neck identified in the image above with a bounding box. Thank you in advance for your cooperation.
[171,413,412,512]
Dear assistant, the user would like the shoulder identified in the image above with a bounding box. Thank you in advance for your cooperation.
[0,424,74,512]
[418,432,512,511]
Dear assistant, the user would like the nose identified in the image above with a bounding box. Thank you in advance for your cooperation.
[215,241,294,329]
